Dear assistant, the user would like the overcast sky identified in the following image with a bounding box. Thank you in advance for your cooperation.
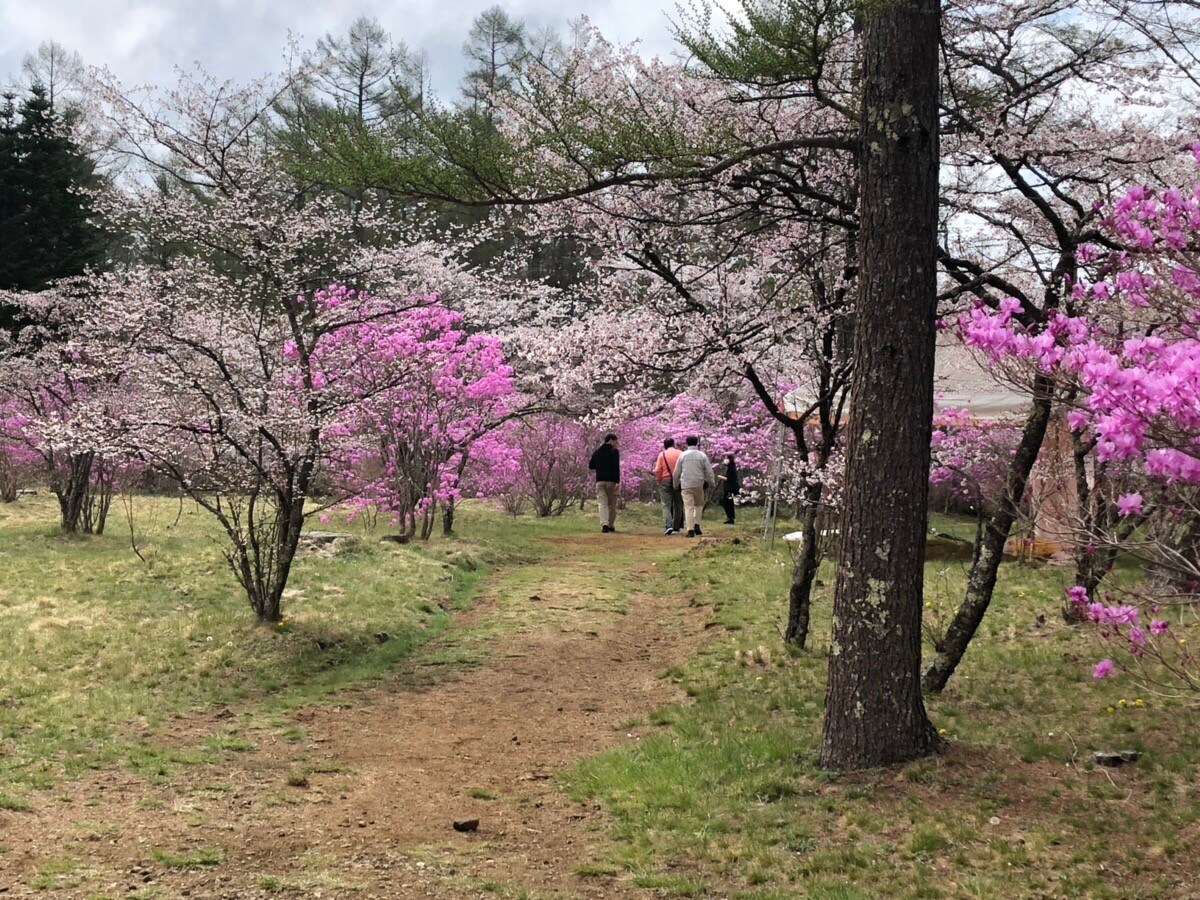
[0,0,685,101]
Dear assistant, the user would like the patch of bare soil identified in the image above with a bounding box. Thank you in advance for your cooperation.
[0,532,708,899]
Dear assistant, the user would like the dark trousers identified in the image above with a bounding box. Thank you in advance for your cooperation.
[660,482,684,530]
[721,496,736,522]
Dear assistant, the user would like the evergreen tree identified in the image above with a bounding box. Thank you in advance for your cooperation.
[0,85,107,326]
[461,6,527,120]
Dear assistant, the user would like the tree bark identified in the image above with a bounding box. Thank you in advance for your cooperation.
[922,375,1053,691]
[52,451,94,534]
[820,0,942,769]
[785,481,824,648]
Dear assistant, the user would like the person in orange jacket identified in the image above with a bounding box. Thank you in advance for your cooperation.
[652,437,684,535]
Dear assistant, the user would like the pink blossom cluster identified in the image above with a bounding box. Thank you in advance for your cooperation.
[958,152,1200,688]
[929,407,1022,511]
[314,290,517,538]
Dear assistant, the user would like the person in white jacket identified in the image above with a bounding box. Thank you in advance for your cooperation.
[671,435,715,537]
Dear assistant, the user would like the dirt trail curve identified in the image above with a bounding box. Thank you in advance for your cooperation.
[1,531,711,899]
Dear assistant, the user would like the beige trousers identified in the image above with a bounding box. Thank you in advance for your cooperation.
[681,486,706,533]
[596,481,618,528]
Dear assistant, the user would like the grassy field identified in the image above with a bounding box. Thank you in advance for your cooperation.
[566,526,1200,899]
[2,493,1199,898]
[0,494,570,802]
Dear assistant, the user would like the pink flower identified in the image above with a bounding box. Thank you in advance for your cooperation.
[1116,492,1143,517]
[1094,604,1140,626]
[1150,619,1169,635]
[1093,659,1115,679]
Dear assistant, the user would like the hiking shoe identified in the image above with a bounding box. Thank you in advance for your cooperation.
[685,529,696,537]
[695,526,703,536]
[664,527,674,535]
[601,525,612,533]
[724,519,735,525]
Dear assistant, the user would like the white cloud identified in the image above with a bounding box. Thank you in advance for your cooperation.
[0,0,685,99]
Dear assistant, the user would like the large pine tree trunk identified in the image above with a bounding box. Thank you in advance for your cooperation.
[922,377,1053,691]
[820,0,942,770]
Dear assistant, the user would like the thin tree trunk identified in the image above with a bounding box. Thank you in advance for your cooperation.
[922,376,1053,691]
[260,491,307,623]
[820,0,942,770]
[53,451,94,534]
[786,482,824,648]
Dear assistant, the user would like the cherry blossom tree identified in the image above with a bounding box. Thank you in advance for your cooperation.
[0,290,129,532]
[293,0,1200,761]
[31,66,503,621]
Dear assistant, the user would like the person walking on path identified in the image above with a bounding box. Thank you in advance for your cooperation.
[717,453,741,524]
[652,438,684,535]
[672,435,715,537]
[588,433,621,533]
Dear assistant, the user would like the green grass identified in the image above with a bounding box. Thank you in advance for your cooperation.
[29,856,85,889]
[0,791,32,811]
[150,846,225,868]
[566,515,1200,898]
[7,494,1200,897]
[0,495,578,794]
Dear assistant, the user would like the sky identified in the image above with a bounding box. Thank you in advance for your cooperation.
[0,0,686,101]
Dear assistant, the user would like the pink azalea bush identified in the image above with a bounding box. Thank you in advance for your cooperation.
[960,147,1200,693]
[929,407,1022,516]
[320,294,517,540]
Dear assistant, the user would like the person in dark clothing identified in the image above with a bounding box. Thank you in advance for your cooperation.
[717,453,741,524]
[588,433,620,533]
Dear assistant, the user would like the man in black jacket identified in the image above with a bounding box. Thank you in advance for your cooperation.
[588,433,620,533]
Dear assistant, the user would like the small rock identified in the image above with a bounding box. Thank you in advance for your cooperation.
[453,819,480,832]
[1094,750,1140,767]
[988,816,1001,826]
[300,531,353,546]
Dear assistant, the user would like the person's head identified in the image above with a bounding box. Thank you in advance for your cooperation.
[686,435,699,447]
[725,454,735,466]
[663,437,675,449]
[605,433,619,445]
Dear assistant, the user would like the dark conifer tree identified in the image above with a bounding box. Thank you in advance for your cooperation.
[0,85,107,329]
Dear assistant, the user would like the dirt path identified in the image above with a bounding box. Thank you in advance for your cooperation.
[0,531,711,898]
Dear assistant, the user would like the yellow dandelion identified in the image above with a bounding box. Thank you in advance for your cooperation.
[1118,699,1127,707]
[938,728,948,735]
[1106,706,1116,714]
